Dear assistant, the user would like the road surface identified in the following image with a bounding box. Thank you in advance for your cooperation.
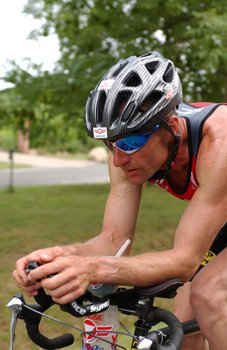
[0,151,109,188]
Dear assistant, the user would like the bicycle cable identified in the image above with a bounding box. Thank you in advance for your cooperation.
[23,303,137,350]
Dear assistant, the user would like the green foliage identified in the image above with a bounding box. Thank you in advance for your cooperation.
[0,127,17,150]
[23,0,227,101]
[2,0,227,151]
[29,113,97,153]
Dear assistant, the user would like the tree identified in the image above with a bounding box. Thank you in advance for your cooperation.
[0,65,36,152]
[23,0,227,102]
[2,0,227,151]
[1,60,93,152]
[0,62,64,152]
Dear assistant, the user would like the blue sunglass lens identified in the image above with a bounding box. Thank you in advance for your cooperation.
[106,125,160,153]
[116,134,149,151]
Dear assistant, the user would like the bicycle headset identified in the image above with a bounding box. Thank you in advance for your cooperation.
[84,51,183,179]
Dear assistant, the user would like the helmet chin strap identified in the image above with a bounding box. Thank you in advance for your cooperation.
[149,122,180,181]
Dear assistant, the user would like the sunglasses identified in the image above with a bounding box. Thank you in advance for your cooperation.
[104,125,160,154]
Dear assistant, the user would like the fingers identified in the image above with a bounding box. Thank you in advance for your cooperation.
[13,253,94,304]
[41,273,88,304]
[12,246,65,294]
[12,268,41,296]
[32,256,91,303]
[27,261,59,283]
[20,282,41,297]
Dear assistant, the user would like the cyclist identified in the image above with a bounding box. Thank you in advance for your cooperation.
[13,52,227,350]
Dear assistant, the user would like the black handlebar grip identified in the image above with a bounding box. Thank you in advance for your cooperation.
[158,309,183,350]
[34,287,54,308]
[26,323,74,349]
[146,308,183,350]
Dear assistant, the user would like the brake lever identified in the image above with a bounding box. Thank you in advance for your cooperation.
[7,292,75,349]
[7,295,24,350]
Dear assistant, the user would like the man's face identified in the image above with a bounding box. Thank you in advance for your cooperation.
[111,128,169,185]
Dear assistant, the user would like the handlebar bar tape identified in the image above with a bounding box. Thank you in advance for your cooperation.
[26,322,74,349]
[23,307,74,349]
[34,287,54,308]
[148,308,183,350]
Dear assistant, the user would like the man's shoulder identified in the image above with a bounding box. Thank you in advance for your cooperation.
[177,102,216,119]
[178,102,227,118]
[204,104,227,129]
[179,102,218,110]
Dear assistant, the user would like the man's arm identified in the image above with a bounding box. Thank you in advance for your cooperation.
[88,187,226,289]
[60,152,143,257]
[88,110,227,287]
[13,152,143,295]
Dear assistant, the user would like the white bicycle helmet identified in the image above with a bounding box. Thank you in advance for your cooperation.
[84,52,182,140]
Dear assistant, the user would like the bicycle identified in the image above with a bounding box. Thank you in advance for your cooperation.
[7,262,200,350]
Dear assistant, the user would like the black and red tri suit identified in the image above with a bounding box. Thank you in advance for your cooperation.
[149,102,227,271]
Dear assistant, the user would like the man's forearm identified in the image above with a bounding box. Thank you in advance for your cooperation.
[90,249,196,287]
[61,232,130,258]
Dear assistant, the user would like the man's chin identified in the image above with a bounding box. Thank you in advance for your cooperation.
[127,175,147,185]
[123,168,152,185]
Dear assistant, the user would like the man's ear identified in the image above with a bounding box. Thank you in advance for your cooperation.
[165,115,180,134]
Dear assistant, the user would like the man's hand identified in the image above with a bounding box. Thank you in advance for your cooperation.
[24,255,94,304]
[12,246,65,297]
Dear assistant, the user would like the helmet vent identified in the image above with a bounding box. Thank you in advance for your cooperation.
[96,91,106,124]
[163,62,174,83]
[123,72,141,87]
[140,91,164,112]
[112,61,128,77]
[145,61,159,75]
[121,102,136,122]
[112,91,132,122]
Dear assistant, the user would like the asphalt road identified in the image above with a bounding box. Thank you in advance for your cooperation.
[0,164,109,188]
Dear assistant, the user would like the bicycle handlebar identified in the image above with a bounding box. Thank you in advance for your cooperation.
[11,291,184,350]
[7,293,75,350]
[26,261,111,318]
[26,319,74,349]
[34,283,111,318]
[11,261,115,349]
[139,308,183,350]
[8,261,185,349]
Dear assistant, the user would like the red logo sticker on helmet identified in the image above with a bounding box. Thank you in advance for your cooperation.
[93,127,107,139]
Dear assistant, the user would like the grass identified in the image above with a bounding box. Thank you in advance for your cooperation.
[1,183,187,349]
[0,161,31,169]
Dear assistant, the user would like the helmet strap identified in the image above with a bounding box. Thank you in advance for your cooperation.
[149,122,180,181]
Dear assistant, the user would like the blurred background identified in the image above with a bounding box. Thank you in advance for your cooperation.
[1,1,227,348]
[0,0,227,156]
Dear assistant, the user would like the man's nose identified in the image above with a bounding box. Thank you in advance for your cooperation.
[113,147,130,167]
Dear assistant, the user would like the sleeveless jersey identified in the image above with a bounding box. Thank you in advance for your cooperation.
[148,102,221,200]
